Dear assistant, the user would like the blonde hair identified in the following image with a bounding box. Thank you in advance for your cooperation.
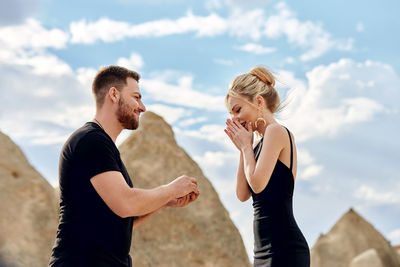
[225,65,281,113]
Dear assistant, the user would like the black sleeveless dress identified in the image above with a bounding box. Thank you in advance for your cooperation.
[251,128,310,267]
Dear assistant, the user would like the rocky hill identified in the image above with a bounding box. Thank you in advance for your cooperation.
[119,111,251,267]
[311,208,400,267]
[0,131,58,267]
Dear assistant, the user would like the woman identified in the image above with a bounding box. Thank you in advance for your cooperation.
[224,66,310,267]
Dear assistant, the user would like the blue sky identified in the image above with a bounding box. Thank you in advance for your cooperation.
[1,0,399,260]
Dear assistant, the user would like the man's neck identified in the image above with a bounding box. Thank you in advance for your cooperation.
[93,113,123,143]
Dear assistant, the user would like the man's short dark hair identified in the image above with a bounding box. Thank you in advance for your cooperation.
[92,65,140,107]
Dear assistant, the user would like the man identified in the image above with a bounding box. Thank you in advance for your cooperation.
[49,66,199,267]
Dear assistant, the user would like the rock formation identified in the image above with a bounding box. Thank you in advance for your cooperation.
[395,245,400,261]
[119,111,251,267]
[0,131,58,267]
[348,248,384,267]
[310,208,400,267]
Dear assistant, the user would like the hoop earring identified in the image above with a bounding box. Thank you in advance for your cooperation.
[255,107,266,129]
[255,118,266,128]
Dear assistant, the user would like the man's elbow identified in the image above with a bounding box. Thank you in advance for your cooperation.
[112,205,130,218]
[113,190,140,218]
[117,201,147,218]
[110,201,135,218]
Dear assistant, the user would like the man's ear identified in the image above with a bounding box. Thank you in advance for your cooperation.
[108,87,119,103]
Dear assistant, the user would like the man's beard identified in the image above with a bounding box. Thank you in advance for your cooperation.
[116,96,139,130]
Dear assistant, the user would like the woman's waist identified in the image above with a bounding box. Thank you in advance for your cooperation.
[253,204,295,220]
[253,214,303,241]
[252,196,293,211]
[253,216,300,231]
[253,223,309,251]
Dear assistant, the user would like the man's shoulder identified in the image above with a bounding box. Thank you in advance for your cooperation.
[63,122,113,153]
[72,122,105,140]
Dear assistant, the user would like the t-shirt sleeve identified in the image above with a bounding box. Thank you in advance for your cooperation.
[74,132,121,180]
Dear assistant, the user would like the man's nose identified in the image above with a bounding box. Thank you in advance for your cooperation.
[140,102,146,112]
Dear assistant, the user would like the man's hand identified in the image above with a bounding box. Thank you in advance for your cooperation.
[167,191,199,207]
[168,175,199,199]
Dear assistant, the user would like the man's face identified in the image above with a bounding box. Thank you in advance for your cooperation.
[116,77,146,130]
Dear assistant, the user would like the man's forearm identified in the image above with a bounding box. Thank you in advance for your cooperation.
[133,205,166,230]
[125,185,174,217]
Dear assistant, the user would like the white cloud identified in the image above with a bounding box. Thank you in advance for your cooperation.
[275,69,307,91]
[66,3,348,61]
[236,43,276,54]
[354,185,400,205]
[134,11,228,38]
[227,8,265,40]
[76,67,97,89]
[116,130,132,147]
[295,148,323,180]
[264,2,352,61]
[192,150,238,198]
[280,59,399,142]
[141,75,226,111]
[31,134,71,146]
[0,19,72,77]
[194,150,237,169]
[210,176,237,198]
[14,53,73,76]
[0,18,69,50]
[145,104,189,124]
[299,165,323,180]
[39,105,95,130]
[70,18,132,44]
[341,97,383,122]
[116,52,144,70]
[388,229,400,244]
[178,124,229,145]
[70,12,228,44]
[179,117,207,127]
[296,149,314,165]
[0,52,95,145]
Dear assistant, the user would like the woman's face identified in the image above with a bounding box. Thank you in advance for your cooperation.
[227,96,258,131]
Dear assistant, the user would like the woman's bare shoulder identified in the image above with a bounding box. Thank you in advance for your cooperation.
[264,123,287,139]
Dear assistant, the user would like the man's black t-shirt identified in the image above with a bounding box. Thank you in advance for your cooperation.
[49,122,134,267]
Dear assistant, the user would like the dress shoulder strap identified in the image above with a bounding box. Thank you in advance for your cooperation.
[284,127,293,171]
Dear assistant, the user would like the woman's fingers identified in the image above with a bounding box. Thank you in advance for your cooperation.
[224,129,233,140]
[225,122,236,137]
[232,119,242,129]
[226,119,239,131]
